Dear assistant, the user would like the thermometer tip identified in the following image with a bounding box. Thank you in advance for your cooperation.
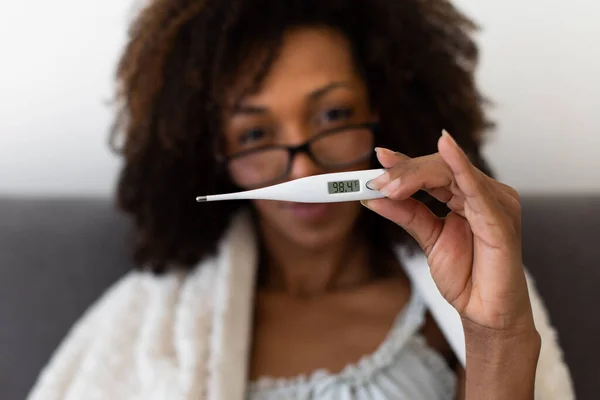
[196,196,207,202]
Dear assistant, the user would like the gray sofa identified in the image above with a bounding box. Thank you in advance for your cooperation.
[1,195,599,399]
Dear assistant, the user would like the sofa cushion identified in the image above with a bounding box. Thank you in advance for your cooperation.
[521,195,600,399]
[0,195,598,399]
[0,198,134,399]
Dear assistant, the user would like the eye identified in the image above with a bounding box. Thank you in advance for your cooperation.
[238,128,267,145]
[320,107,354,124]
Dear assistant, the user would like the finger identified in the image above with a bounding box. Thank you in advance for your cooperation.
[375,147,452,203]
[456,160,521,223]
[470,162,521,214]
[371,152,455,203]
[437,130,512,240]
[374,147,471,214]
[487,180,523,235]
[374,148,454,204]
[374,147,409,169]
[361,197,443,256]
[437,130,492,203]
[372,147,517,224]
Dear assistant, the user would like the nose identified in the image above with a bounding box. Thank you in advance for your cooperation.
[287,148,323,181]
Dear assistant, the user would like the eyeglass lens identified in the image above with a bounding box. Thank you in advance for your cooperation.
[227,126,373,188]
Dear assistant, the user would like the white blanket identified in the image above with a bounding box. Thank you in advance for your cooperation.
[28,211,575,399]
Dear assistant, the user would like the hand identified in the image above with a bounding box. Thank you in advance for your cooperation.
[362,131,535,334]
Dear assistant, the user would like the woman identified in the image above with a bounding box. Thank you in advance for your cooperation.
[29,0,573,399]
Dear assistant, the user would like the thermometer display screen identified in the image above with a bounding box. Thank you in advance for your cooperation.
[328,179,360,194]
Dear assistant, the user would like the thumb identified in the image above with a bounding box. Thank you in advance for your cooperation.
[362,197,442,255]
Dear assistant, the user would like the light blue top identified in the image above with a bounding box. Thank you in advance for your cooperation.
[247,290,457,399]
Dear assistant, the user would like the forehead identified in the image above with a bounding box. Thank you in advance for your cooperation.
[233,27,361,106]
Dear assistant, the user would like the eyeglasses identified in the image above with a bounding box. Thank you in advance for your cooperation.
[224,122,376,188]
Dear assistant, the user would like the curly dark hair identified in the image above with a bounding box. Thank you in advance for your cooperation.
[110,0,494,273]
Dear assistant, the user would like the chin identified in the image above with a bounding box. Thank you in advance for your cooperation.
[255,200,362,250]
[286,223,350,251]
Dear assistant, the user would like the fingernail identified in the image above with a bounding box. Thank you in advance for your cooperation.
[442,129,469,159]
[442,129,457,146]
[368,171,390,190]
[374,147,397,156]
[360,200,371,208]
[380,178,400,197]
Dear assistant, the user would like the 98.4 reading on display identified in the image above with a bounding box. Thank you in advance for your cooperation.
[327,179,360,194]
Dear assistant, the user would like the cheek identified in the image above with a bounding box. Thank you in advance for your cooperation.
[252,198,364,229]
[251,198,365,248]
[252,200,290,231]
[252,199,278,218]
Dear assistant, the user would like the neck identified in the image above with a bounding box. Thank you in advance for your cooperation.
[258,224,373,297]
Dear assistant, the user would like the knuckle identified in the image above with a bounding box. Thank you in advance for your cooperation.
[493,180,520,201]
[388,159,417,181]
[384,179,402,198]
[511,196,522,215]
[499,182,520,201]
[394,151,410,161]
[508,187,521,202]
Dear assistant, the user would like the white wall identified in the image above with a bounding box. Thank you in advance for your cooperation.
[454,0,600,193]
[0,0,131,196]
[1,0,598,196]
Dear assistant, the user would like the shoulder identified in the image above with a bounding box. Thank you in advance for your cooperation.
[28,262,219,400]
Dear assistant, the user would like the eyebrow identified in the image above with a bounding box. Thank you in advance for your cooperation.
[308,81,352,102]
[232,104,267,115]
[231,81,353,115]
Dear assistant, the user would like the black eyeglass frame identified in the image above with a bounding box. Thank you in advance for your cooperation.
[219,122,378,188]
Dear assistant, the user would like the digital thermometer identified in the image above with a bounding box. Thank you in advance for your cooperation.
[196,169,386,203]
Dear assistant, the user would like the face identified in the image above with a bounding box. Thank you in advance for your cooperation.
[222,27,376,250]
